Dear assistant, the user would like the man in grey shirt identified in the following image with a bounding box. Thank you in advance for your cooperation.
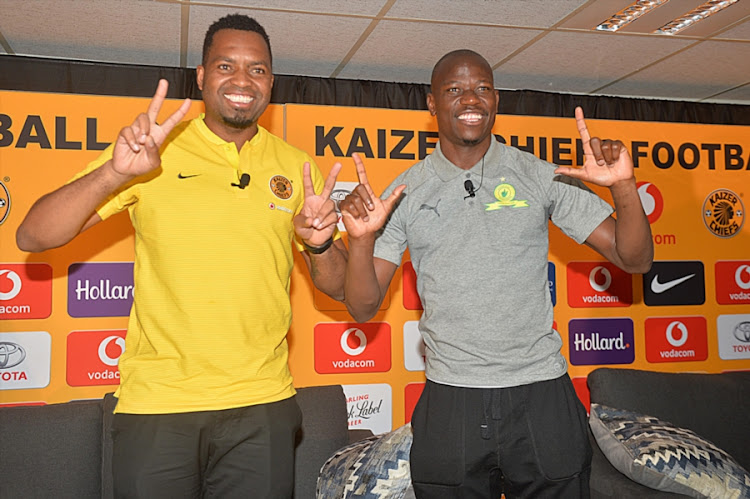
[339,49,653,498]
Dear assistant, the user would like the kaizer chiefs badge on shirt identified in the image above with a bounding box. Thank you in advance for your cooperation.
[270,175,293,200]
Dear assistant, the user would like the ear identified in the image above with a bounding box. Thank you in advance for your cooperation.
[426,93,436,116]
[196,65,205,91]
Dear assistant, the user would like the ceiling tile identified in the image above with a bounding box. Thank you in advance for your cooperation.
[187,5,372,77]
[386,0,589,27]
[339,20,542,82]
[193,0,386,17]
[494,30,693,93]
[0,0,182,66]
[598,40,750,102]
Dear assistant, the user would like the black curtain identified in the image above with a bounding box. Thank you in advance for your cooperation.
[2,55,748,125]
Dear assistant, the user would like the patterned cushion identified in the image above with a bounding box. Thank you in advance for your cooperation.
[317,423,414,499]
[590,403,750,499]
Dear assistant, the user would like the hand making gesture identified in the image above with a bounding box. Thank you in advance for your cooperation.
[294,161,343,247]
[339,153,406,240]
[554,107,633,187]
[112,79,191,179]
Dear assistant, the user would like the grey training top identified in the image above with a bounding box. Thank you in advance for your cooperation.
[373,139,613,388]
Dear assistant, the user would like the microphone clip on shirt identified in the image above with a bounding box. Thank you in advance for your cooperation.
[463,153,485,200]
[232,173,251,189]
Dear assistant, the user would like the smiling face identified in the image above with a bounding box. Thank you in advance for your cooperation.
[196,28,274,144]
[427,51,499,160]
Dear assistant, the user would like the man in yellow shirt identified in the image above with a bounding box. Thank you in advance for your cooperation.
[16,14,346,498]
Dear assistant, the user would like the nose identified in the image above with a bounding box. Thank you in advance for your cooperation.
[230,69,253,87]
[460,89,479,104]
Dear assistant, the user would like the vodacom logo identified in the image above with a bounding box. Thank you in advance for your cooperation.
[736,265,750,290]
[0,269,22,300]
[589,266,612,292]
[637,181,664,224]
[665,321,689,347]
[341,328,367,356]
[98,336,125,366]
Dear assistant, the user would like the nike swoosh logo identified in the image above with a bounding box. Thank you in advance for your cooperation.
[177,173,201,179]
[651,274,695,294]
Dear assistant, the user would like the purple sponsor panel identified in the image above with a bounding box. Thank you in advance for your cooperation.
[68,263,134,317]
[568,318,635,365]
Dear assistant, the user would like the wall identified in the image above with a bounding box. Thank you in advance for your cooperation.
[1,90,748,433]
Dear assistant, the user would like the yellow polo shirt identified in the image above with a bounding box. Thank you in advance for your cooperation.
[74,116,326,414]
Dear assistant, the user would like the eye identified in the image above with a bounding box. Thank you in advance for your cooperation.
[218,63,231,71]
[252,67,266,74]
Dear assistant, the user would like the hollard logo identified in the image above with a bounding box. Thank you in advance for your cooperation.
[0,341,26,369]
[485,180,528,211]
[703,188,744,238]
[269,175,293,200]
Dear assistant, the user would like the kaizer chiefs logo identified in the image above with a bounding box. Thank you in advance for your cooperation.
[703,188,744,238]
[270,175,293,200]
[0,179,10,226]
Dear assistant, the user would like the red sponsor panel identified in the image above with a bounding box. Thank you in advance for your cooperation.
[715,261,750,305]
[567,262,632,308]
[402,261,422,310]
[645,317,708,363]
[66,330,126,386]
[404,382,425,423]
[0,263,52,320]
[314,323,391,374]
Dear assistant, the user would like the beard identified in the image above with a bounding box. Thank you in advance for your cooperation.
[460,137,483,146]
[221,113,257,129]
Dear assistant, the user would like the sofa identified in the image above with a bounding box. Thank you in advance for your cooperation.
[587,367,750,498]
[0,385,372,499]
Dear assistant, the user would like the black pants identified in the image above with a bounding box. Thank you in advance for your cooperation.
[410,375,591,498]
[111,396,302,499]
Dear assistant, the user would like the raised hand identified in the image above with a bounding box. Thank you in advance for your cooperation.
[111,79,191,178]
[294,161,343,246]
[339,153,406,240]
[554,107,634,187]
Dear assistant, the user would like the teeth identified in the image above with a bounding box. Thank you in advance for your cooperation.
[459,112,483,121]
[226,94,253,104]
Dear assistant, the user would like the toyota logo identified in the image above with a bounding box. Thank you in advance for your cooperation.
[0,341,26,369]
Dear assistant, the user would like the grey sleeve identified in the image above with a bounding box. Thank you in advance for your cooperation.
[372,178,409,266]
[549,175,614,244]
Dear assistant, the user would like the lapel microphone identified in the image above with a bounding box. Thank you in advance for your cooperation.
[463,154,485,200]
[232,173,251,189]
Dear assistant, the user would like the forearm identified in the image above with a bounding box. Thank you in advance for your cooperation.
[16,160,131,252]
[610,178,654,273]
[344,235,385,323]
[306,240,348,301]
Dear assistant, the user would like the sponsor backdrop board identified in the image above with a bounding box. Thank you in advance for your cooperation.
[1,91,748,435]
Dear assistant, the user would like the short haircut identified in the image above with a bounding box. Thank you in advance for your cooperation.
[202,14,272,66]
[430,49,491,92]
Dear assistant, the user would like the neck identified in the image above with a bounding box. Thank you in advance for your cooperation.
[440,137,492,170]
[203,117,259,151]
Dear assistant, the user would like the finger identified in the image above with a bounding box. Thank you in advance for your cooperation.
[312,199,337,229]
[344,193,371,221]
[320,162,343,199]
[553,166,585,179]
[144,136,161,167]
[119,126,141,152]
[575,106,594,156]
[134,113,150,144]
[159,98,192,136]
[590,137,605,165]
[600,140,614,165]
[352,153,376,198]
[382,184,406,211]
[302,162,315,198]
[314,209,339,229]
[146,79,169,125]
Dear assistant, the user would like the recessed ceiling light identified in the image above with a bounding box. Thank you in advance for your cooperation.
[654,0,740,35]
[595,0,669,32]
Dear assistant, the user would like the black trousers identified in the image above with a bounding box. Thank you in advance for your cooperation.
[410,375,591,498]
[111,396,302,499]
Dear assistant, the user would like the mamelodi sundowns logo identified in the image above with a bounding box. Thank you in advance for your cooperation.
[0,263,52,320]
[0,331,51,390]
[68,262,134,317]
[314,322,391,373]
[66,330,126,386]
[645,317,708,363]
[715,261,750,305]
[568,318,635,365]
[567,262,632,308]
[343,383,392,434]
